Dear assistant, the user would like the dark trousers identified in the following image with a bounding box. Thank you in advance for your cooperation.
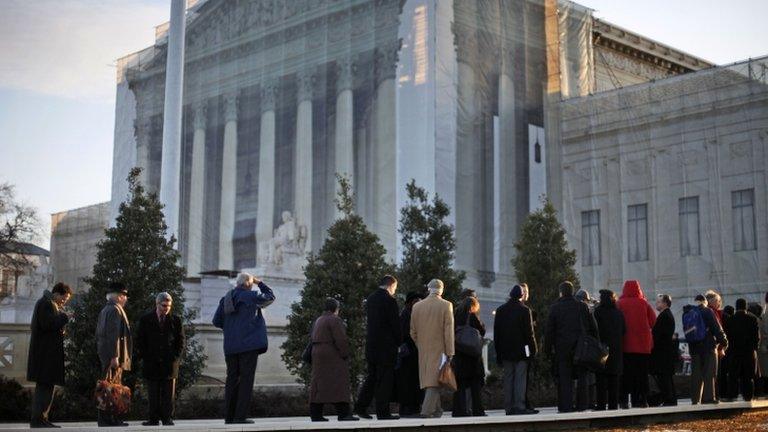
[653,372,677,405]
[621,353,650,407]
[452,378,485,416]
[31,383,55,423]
[146,379,176,423]
[595,373,619,410]
[556,358,588,412]
[691,349,718,404]
[728,352,756,401]
[310,402,351,420]
[718,354,729,399]
[224,349,260,422]
[355,361,394,416]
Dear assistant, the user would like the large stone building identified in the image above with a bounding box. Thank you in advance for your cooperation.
[50,202,110,292]
[556,56,768,327]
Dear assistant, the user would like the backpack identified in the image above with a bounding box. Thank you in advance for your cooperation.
[683,306,707,343]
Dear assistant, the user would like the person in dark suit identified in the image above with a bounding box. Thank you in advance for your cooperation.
[96,282,132,427]
[27,282,72,428]
[545,281,598,413]
[135,292,185,426]
[396,291,424,417]
[723,298,760,401]
[651,294,677,406]
[355,275,402,420]
[494,284,538,415]
[593,289,625,410]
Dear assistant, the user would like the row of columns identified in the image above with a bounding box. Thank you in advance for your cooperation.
[182,58,361,275]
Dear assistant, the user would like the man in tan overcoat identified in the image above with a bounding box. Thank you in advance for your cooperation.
[410,279,454,418]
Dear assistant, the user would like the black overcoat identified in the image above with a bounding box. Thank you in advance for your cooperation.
[493,299,537,363]
[545,295,598,361]
[593,303,625,375]
[134,310,185,380]
[364,289,401,366]
[27,290,69,385]
[452,310,486,382]
[724,310,760,356]
[650,308,676,375]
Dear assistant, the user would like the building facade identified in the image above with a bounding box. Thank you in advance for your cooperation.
[50,202,110,292]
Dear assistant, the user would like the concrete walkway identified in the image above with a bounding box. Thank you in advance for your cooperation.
[1,400,766,431]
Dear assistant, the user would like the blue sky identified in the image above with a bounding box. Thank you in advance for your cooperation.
[1,0,766,248]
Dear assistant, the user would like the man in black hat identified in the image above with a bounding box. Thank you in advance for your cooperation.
[96,282,132,427]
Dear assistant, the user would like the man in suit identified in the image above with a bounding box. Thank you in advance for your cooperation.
[494,284,538,415]
[355,275,402,420]
[135,292,185,426]
[96,282,132,427]
[724,298,760,401]
[545,281,598,413]
[27,282,72,428]
[651,294,677,406]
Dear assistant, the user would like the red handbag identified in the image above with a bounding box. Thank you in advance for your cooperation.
[94,368,132,415]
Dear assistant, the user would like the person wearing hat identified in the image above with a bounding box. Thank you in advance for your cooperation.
[96,281,132,427]
[493,284,538,415]
[410,279,454,418]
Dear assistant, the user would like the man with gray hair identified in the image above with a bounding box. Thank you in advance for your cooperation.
[135,292,185,426]
[410,279,454,418]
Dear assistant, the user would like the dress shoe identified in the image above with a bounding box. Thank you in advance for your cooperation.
[114,421,130,427]
[338,416,359,421]
[44,421,61,429]
[354,410,373,419]
[311,417,329,422]
[29,421,49,429]
[142,421,160,426]
[377,414,400,420]
[162,420,175,426]
[229,419,255,424]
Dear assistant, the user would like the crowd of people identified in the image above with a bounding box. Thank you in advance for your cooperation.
[25,273,768,427]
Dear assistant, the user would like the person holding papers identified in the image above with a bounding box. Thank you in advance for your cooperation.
[493,284,538,415]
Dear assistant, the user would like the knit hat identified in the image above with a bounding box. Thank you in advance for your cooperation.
[510,285,524,300]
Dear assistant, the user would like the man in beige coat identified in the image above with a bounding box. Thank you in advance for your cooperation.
[410,279,454,418]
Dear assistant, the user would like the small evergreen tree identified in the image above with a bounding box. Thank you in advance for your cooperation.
[511,198,580,396]
[65,168,206,397]
[281,176,394,388]
[397,180,465,303]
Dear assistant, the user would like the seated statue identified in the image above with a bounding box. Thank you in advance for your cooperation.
[263,210,307,267]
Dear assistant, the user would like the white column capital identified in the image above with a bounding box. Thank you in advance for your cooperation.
[260,78,279,113]
[223,92,239,123]
[336,57,356,93]
[375,42,400,84]
[297,69,316,102]
[193,100,207,130]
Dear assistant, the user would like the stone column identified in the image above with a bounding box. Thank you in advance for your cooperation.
[159,0,187,242]
[496,48,518,278]
[295,69,315,253]
[373,45,398,259]
[187,101,207,276]
[334,57,355,217]
[135,117,152,187]
[218,92,238,270]
[256,79,278,262]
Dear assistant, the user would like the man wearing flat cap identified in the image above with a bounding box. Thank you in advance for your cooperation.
[96,282,132,427]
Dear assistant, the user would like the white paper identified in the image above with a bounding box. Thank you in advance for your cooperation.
[440,353,448,368]
[524,345,531,358]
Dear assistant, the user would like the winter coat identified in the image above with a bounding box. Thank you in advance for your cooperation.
[545,295,598,362]
[212,282,275,355]
[309,312,351,404]
[493,299,537,363]
[593,303,625,375]
[410,294,454,389]
[684,304,728,355]
[650,308,676,375]
[452,309,486,382]
[616,280,656,354]
[134,310,185,380]
[96,301,132,370]
[724,310,759,356]
[364,288,402,366]
[396,305,422,407]
[26,290,69,385]
[759,312,768,377]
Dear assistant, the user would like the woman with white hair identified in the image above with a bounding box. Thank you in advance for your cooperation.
[212,272,275,424]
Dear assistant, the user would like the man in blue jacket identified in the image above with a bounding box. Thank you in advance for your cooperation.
[213,273,275,424]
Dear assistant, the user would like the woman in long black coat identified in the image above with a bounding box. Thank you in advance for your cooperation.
[396,292,424,416]
[593,289,625,410]
[452,296,486,417]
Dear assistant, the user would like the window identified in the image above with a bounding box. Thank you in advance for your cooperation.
[732,189,756,251]
[581,210,601,266]
[627,204,648,262]
[679,197,700,256]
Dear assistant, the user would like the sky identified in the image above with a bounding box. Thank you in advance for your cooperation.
[1,0,767,248]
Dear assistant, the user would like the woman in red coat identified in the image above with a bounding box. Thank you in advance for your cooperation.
[617,280,656,408]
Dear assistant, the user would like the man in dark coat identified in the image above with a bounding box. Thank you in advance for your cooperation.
[397,291,424,417]
[355,275,401,420]
[494,284,537,415]
[545,281,598,413]
[96,282,132,427]
[593,289,625,410]
[27,282,72,428]
[135,292,185,426]
[723,298,760,401]
[651,294,677,406]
